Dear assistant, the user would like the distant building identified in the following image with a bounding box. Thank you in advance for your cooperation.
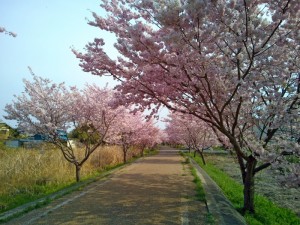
[4,129,68,148]
[0,122,12,140]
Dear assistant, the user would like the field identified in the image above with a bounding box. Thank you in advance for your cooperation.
[0,143,141,213]
[202,153,300,217]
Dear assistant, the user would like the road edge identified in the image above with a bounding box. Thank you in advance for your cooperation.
[189,157,247,225]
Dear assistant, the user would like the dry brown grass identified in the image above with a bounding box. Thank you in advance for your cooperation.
[0,144,138,197]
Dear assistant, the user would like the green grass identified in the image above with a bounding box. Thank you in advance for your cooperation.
[0,182,74,223]
[190,154,300,225]
[0,182,73,214]
[190,167,206,202]
[205,213,215,225]
[184,155,215,225]
[143,148,159,156]
[181,154,206,202]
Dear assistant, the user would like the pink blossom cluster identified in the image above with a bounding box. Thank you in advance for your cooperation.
[164,111,219,150]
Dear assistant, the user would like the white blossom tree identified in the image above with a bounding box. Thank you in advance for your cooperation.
[5,73,120,182]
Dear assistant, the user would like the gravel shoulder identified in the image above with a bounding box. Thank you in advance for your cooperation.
[5,149,207,225]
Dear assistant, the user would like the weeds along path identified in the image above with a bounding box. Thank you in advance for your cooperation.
[6,148,207,225]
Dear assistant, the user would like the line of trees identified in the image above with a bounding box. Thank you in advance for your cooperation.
[164,111,222,165]
[73,0,300,213]
[4,72,162,182]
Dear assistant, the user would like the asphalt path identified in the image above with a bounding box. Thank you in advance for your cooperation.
[6,147,207,225]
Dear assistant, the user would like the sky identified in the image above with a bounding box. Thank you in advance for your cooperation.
[0,0,168,128]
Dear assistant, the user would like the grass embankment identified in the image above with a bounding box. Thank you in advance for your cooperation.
[191,166,216,225]
[190,154,300,225]
[0,144,154,219]
[181,155,215,224]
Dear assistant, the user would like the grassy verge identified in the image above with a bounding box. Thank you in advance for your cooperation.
[0,182,73,214]
[144,148,159,156]
[181,156,205,201]
[181,155,215,225]
[190,154,300,225]
[190,167,206,202]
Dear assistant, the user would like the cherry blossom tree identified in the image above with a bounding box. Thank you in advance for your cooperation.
[5,72,72,138]
[74,0,300,212]
[4,73,120,182]
[66,84,122,181]
[164,113,194,149]
[165,111,220,164]
[135,118,161,156]
[107,111,152,163]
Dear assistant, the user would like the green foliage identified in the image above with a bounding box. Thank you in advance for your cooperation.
[0,123,20,140]
[172,144,186,149]
[143,149,159,156]
[8,128,20,139]
[286,155,300,164]
[205,213,216,225]
[68,124,101,144]
[190,154,300,225]
[212,146,226,151]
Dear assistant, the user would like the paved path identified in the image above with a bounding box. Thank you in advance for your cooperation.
[6,148,207,225]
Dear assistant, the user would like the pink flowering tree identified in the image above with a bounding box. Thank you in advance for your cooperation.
[74,0,300,212]
[66,85,122,181]
[164,113,193,149]
[5,73,120,182]
[165,112,220,165]
[135,118,161,156]
[5,73,72,139]
[107,111,149,163]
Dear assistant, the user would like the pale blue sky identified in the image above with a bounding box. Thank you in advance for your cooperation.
[0,0,167,129]
[0,0,120,127]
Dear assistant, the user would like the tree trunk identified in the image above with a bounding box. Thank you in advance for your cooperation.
[243,155,257,213]
[75,165,81,182]
[123,146,127,163]
[199,150,206,165]
[194,149,206,165]
[237,153,246,184]
[140,149,144,157]
[123,152,127,163]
